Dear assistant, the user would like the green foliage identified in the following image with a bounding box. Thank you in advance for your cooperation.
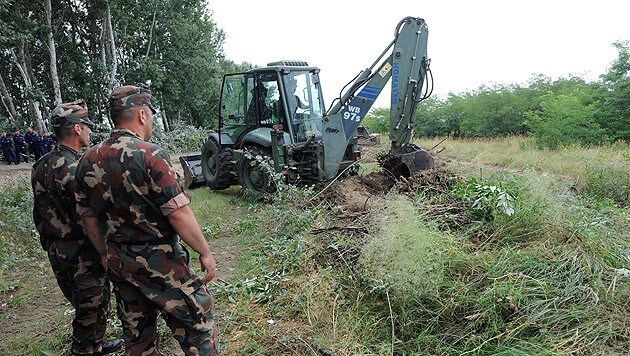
[409,53,627,145]
[0,178,39,296]
[88,120,208,154]
[0,177,39,289]
[240,149,317,203]
[350,170,628,354]
[0,0,248,130]
[149,120,208,153]
[450,177,516,219]
[596,41,630,141]
[360,197,458,300]
[362,107,389,133]
[526,89,607,149]
[458,85,534,137]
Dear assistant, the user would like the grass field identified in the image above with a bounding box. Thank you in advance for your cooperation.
[0,137,628,354]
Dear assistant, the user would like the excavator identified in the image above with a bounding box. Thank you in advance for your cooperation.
[180,16,435,195]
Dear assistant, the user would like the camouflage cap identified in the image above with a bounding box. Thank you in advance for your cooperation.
[51,99,95,128]
[110,85,156,114]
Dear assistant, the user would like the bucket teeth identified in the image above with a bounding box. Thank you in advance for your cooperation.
[381,144,434,178]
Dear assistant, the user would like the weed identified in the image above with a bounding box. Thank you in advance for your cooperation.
[450,177,516,219]
[201,222,222,239]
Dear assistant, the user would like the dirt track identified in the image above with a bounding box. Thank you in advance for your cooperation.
[0,161,33,189]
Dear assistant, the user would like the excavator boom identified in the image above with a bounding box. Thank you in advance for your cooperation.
[322,17,434,178]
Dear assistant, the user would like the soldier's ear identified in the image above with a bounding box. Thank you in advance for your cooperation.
[138,108,148,126]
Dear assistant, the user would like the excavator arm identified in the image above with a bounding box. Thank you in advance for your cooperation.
[322,17,434,178]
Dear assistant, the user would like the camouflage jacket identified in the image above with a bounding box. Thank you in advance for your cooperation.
[32,145,85,248]
[75,128,190,244]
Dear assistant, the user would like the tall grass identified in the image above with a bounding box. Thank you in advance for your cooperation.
[0,177,39,282]
[415,136,629,206]
[360,196,458,300]
[416,136,626,177]
[305,169,629,354]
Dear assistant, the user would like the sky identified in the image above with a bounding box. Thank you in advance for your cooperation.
[208,0,629,108]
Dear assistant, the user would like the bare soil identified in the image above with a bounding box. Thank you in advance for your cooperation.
[322,162,461,213]
[0,161,33,189]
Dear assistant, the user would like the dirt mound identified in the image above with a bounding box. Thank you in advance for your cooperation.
[322,166,461,213]
[394,166,462,195]
[322,172,394,212]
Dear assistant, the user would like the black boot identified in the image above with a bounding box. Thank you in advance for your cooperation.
[98,338,123,355]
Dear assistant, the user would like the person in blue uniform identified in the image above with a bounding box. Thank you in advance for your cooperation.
[24,126,36,161]
[12,128,27,163]
[33,129,46,161]
[43,131,54,153]
[1,130,19,165]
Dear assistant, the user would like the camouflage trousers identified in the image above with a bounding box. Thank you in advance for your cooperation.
[107,240,219,356]
[47,239,111,355]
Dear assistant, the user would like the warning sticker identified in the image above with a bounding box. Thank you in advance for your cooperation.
[379,62,392,77]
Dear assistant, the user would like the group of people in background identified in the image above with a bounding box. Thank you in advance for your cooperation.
[0,127,57,165]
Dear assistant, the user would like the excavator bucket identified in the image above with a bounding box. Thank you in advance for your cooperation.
[179,155,206,189]
[382,143,434,178]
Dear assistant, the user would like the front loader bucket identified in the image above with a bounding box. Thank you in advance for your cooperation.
[382,143,434,178]
[179,155,205,189]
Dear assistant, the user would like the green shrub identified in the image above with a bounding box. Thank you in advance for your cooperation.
[526,92,608,149]
[362,108,389,134]
[89,120,209,154]
[150,120,209,154]
[450,177,516,219]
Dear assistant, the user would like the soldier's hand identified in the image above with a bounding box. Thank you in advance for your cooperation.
[199,253,217,283]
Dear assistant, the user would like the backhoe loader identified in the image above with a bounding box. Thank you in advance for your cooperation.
[180,16,434,194]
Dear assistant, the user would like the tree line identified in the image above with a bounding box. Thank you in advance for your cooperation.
[1,1,627,150]
[366,41,629,149]
[0,0,250,133]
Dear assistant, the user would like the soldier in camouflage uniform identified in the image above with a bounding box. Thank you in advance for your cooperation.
[31,99,123,355]
[75,85,219,356]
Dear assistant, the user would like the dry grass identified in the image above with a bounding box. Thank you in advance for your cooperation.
[415,136,628,180]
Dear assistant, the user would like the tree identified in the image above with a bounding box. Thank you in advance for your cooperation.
[363,107,390,134]
[44,0,61,106]
[526,90,606,149]
[110,0,227,128]
[0,72,17,122]
[596,41,630,141]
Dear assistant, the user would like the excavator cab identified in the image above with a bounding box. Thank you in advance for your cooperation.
[217,64,325,146]
[179,61,356,191]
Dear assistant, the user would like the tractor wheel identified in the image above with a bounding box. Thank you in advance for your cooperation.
[201,138,236,190]
[238,145,277,199]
